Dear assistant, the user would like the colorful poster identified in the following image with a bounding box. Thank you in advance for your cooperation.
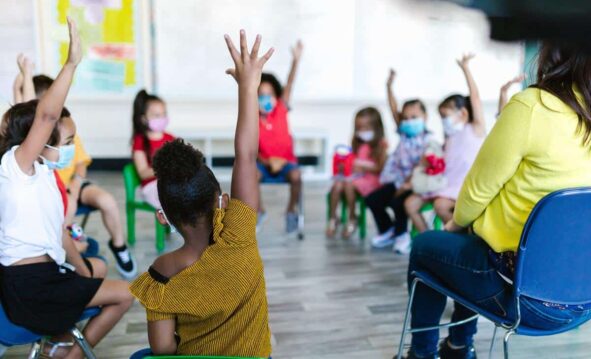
[43,0,145,95]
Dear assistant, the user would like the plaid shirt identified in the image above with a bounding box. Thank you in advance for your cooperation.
[380,132,430,188]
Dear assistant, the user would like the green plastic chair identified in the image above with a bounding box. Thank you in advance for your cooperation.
[410,202,444,238]
[123,163,168,253]
[325,192,367,240]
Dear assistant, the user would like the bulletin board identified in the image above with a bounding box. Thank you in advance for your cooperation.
[35,0,152,98]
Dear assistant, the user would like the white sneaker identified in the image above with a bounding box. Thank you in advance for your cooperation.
[371,227,395,248]
[393,232,412,255]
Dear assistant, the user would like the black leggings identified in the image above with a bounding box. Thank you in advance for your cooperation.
[365,184,412,236]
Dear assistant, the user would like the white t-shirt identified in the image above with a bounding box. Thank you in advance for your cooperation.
[0,146,65,266]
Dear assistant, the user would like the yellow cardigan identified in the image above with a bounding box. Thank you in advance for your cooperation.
[454,87,591,252]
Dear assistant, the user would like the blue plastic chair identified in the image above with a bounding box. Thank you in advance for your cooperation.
[76,204,98,229]
[0,304,100,358]
[397,187,591,359]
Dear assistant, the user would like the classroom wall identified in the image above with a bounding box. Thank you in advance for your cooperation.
[0,0,524,179]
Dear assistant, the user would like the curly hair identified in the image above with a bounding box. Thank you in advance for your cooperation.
[153,138,221,229]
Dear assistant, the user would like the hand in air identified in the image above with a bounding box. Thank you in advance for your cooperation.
[387,68,396,87]
[456,53,476,69]
[501,74,526,91]
[16,54,33,76]
[224,30,274,88]
[291,40,304,62]
[66,17,83,66]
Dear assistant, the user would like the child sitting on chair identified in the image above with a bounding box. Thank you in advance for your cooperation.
[131,89,175,210]
[326,107,387,239]
[256,41,303,234]
[130,30,273,357]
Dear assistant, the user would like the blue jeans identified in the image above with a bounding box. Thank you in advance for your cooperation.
[257,161,298,183]
[408,231,591,357]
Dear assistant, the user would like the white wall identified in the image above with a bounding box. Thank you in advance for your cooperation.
[0,0,524,179]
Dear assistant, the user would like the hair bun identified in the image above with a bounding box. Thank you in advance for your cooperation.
[152,138,204,183]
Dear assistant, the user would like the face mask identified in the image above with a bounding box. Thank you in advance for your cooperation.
[148,117,169,132]
[442,115,465,136]
[258,95,274,114]
[159,209,178,234]
[399,118,426,138]
[41,144,75,170]
[356,130,375,142]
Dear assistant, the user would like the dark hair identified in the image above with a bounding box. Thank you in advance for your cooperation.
[260,73,283,98]
[439,94,474,122]
[352,107,386,160]
[132,89,164,158]
[32,75,54,98]
[0,100,70,154]
[402,99,427,114]
[535,41,591,146]
[153,138,221,230]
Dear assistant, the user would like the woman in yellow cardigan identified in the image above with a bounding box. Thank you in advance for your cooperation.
[402,42,591,359]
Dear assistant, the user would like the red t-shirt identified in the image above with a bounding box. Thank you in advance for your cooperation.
[132,132,175,186]
[258,100,296,163]
[54,171,68,216]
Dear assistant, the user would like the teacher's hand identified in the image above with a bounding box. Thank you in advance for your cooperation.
[444,220,465,233]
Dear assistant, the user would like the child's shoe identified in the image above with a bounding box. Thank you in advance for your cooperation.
[371,227,395,248]
[109,240,137,280]
[393,232,412,255]
[286,212,299,234]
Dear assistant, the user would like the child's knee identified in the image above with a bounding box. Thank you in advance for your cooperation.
[331,181,344,194]
[96,192,118,213]
[404,195,421,213]
[288,168,301,184]
[89,258,107,278]
[433,198,454,215]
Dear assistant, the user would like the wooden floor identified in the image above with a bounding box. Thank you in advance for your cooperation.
[4,172,591,358]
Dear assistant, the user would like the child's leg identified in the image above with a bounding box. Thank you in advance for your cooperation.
[329,181,345,219]
[391,190,413,236]
[80,185,126,247]
[86,258,107,279]
[433,197,455,224]
[140,181,161,209]
[365,184,396,235]
[405,194,429,233]
[286,167,302,213]
[343,181,357,221]
[63,280,133,359]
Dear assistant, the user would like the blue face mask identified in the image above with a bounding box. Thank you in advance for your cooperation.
[42,144,75,170]
[258,95,274,113]
[398,118,426,137]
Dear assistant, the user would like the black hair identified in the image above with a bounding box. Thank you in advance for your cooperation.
[535,41,591,146]
[132,89,165,159]
[402,99,427,114]
[260,73,283,98]
[0,100,70,154]
[439,94,474,122]
[153,138,221,230]
[32,75,54,98]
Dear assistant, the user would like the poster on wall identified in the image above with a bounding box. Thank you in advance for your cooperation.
[36,0,150,97]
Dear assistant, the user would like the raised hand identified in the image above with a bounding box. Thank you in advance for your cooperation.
[291,40,304,62]
[16,54,33,76]
[501,74,526,91]
[387,68,396,87]
[456,53,475,69]
[66,17,83,66]
[224,30,274,89]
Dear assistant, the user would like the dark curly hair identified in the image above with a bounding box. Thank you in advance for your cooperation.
[260,73,283,98]
[439,94,474,123]
[153,138,221,230]
[0,100,69,154]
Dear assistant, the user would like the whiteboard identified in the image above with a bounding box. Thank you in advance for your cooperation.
[153,0,523,102]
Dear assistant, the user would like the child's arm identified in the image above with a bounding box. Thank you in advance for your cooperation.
[498,74,525,115]
[12,72,23,104]
[62,232,91,277]
[386,69,402,126]
[148,320,177,355]
[17,54,36,102]
[224,31,274,209]
[457,53,485,137]
[133,150,155,180]
[15,17,82,174]
[281,40,303,107]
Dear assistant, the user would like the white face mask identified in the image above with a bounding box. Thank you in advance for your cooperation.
[356,130,375,142]
[442,115,465,136]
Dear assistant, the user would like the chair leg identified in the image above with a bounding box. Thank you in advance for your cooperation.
[358,197,367,240]
[503,329,515,359]
[28,341,42,359]
[340,196,348,225]
[489,325,499,359]
[155,218,166,253]
[297,189,304,240]
[81,213,91,229]
[397,278,419,359]
[126,205,136,246]
[71,327,96,359]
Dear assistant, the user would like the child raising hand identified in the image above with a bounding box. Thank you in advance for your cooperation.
[130,31,274,357]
